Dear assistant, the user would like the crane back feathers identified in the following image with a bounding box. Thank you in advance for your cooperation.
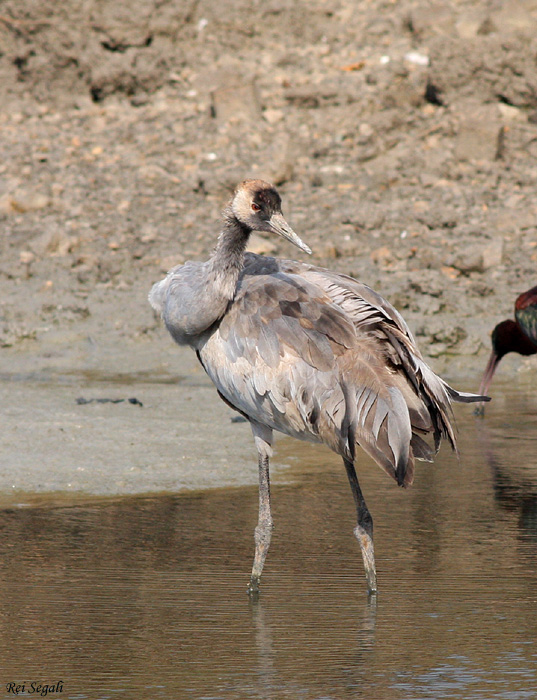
[181,253,475,488]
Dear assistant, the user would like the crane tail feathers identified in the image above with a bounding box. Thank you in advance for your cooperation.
[445,385,491,404]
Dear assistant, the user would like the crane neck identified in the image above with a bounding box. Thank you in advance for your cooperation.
[209,208,252,300]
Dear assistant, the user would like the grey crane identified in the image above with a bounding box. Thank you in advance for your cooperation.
[149,179,488,595]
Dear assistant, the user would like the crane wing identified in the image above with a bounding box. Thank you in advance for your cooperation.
[198,257,443,487]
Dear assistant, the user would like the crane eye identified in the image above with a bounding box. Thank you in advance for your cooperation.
[251,203,261,212]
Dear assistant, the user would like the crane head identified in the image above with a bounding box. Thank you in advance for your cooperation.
[231,179,312,254]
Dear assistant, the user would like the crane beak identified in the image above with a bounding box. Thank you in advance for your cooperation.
[268,213,312,255]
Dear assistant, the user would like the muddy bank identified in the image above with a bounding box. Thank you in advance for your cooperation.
[1,0,537,374]
[0,0,536,496]
[0,371,269,500]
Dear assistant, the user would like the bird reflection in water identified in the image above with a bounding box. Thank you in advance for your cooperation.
[475,417,537,543]
[248,594,377,698]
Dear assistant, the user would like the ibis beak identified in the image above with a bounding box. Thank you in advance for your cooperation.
[474,350,500,416]
[478,350,500,398]
[268,213,312,255]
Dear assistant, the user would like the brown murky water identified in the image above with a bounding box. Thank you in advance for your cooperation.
[1,382,536,700]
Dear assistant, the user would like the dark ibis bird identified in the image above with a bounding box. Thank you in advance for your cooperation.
[149,179,488,595]
[476,285,537,414]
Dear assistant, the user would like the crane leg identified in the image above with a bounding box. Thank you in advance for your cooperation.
[344,458,377,594]
[248,452,273,595]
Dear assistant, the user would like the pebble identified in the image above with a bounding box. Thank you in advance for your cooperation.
[159,254,185,272]
[29,230,77,257]
[370,246,394,267]
[455,103,503,161]
[19,251,35,279]
[404,52,429,67]
[211,80,261,124]
[315,242,339,259]
[452,240,504,274]
[263,109,284,125]
[481,239,504,269]
[2,191,50,214]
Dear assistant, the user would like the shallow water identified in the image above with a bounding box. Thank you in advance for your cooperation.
[1,382,537,700]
